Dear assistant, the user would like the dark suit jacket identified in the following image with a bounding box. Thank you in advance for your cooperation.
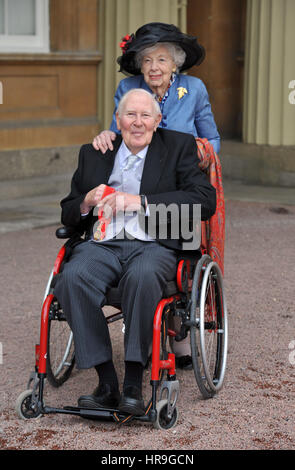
[60,128,216,251]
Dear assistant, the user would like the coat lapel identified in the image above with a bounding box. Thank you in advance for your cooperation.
[96,132,167,194]
[140,132,168,194]
[97,134,122,183]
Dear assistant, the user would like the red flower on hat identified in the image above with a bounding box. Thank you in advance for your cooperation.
[119,34,134,54]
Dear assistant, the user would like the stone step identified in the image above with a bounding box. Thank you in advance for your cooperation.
[0,173,72,201]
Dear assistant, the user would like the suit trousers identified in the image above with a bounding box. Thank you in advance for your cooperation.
[54,237,177,369]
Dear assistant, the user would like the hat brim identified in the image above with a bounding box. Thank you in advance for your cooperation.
[117,24,205,76]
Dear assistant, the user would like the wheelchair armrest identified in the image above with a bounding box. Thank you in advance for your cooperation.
[55,226,80,239]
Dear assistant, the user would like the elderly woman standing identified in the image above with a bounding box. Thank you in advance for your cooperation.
[93,22,221,370]
[94,22,220,154]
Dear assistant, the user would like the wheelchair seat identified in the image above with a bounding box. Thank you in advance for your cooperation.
[106,280,179,310]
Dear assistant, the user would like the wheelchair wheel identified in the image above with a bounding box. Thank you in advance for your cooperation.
[190,255,228,398]
[46,297,75,387]
[15,390,42,420]
[153,399,178,430]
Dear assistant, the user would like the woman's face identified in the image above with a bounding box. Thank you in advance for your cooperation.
[140,45,176,95]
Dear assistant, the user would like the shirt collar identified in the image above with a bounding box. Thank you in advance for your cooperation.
[119,139,149,161]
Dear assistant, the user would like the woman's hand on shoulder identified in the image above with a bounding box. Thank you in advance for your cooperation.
[92,130,116,153]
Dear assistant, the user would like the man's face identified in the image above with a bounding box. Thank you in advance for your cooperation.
[116,92,161,154]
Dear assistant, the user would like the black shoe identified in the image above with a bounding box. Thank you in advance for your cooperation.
[175,355,193,370]
[78,383,120,409]
[118,386,145,416]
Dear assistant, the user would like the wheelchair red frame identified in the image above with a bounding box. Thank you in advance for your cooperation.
[16,214,228,430]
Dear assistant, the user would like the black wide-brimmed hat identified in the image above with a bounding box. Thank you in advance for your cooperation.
[117,22,205,75]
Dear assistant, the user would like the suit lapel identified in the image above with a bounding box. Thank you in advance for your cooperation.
[140,132,168,194]
[97,134,122,183]
[95,132,167,193]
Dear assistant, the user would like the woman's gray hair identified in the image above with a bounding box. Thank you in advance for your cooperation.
[117,88,161,117]
[135,42,186,72]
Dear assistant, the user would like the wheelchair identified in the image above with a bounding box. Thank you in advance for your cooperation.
[16,213,228,430]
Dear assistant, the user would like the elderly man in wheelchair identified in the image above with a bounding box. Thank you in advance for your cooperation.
[17,88,227,429]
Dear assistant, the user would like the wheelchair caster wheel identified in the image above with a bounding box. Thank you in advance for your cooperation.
[15,390,42,420]
[153,399,178,430]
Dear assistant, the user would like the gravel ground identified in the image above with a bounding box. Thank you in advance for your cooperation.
[0,199,294,451]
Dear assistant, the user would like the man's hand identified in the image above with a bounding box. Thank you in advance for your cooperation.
[80,184,107,214]
[101,192,141,216]
[92,130,116,153]
[80,186,141,218]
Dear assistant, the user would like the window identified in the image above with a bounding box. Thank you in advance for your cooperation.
[0,0,49,53]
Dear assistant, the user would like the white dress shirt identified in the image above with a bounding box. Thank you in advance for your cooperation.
[93,140,154,242]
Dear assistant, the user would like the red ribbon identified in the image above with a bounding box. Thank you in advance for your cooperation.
[94,186,116,240]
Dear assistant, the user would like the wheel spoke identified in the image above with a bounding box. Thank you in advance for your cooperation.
[46,298,75,387]
[190,258,228,397]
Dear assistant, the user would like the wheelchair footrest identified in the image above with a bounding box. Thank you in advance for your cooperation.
[43,405,152,423]
[44,405,120,421]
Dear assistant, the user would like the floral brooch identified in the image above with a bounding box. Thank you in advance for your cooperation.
[177,87,188,100]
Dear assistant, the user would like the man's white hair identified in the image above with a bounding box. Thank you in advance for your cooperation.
[117,88,161,118]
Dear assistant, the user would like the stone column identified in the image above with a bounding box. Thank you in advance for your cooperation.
[243,0,295,146]
[97,0,187,129]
